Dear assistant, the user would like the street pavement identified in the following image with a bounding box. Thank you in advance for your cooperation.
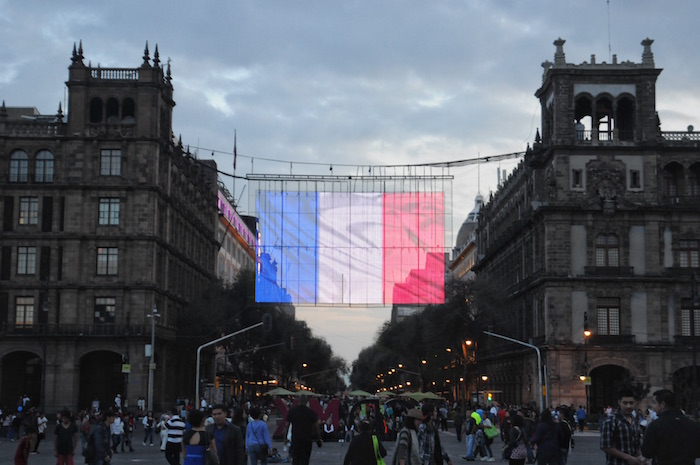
[1,427,610,465]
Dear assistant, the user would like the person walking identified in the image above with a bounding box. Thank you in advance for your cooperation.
[574,406,586,433]
[417,404,453,465]
[207,403,245,465]
[531,410,563,465]
[343,419,387,465]
[182,409,208,465]
[285,394,321,465]
[54,409,79,465]
[641,389,700,465]
[600,388,643,465]
[165,408,187,465]
[453,407,464,442]
[34,411,48,453]
[246,406,272,465]
[90,410,115,465]
[142,410,155,446]
[14,426,37,465]
[391,408,422,465]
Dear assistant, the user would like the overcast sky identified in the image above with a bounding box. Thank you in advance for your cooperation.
[2,1,699,369]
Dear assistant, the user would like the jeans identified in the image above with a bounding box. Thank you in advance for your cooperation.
[466,434,475,459]
[248,443,268,465]
[143,427,153,445]
[165,441,181,465]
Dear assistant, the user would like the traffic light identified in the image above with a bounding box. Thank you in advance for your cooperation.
[487,392,492,402]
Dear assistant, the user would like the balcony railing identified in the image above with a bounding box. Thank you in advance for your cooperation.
[588,334,636,345]
[662,195,700,207]
[0,323,151,337]
[584,266,634,276]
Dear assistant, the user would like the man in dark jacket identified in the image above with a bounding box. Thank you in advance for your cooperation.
[343,420,387,465]
[286,394,321,465]
[92,410,115,465]
[207,404,245,465]
[641,389,700,465]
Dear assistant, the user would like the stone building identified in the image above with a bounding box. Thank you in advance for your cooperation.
[0,43,219,412]
[216,183,255,284]
[474,39,699,414]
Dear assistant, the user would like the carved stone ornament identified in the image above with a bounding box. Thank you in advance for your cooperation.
[587,160,626,214]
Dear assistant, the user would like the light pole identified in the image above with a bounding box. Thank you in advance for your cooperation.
[580,312,591,416]
[147,305,160,412]
[480,374,489,405]
[691,273,698,419]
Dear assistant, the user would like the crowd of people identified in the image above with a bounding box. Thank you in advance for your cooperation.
[3,388,700,465]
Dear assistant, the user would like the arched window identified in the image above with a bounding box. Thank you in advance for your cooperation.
[89,97,103,123]
[596,96,614,141]
[35,150,54,183]
[616,97,635,141]
[689,163,700,197]
[122,98,136,124]
[9,150,29,182]
[664,162,684,199]
[596,234,619,267]
[574,95,593,141]
[106,98,119,123]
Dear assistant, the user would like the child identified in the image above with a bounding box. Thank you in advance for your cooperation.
[14,426,37,465]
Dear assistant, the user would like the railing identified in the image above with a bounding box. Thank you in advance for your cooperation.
[588,334,636,345]
[90,68,139,80]
[663,195,700,207]
[0,323,151,337]
[584,266,634,276]
[674,335,700,345]
[662,131,700,141]
[1,122,66,137]
[86,123,135,137]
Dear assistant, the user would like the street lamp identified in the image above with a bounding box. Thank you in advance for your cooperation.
[581,312,591,415]
[146,304,160,412]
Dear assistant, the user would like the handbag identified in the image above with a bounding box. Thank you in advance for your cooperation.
[485,426,499,439]
[510,442,528,460]
[373,435,386,465]
[202,431,220,465]
[252,421,269,457]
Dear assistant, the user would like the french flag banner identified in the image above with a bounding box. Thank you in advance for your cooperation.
[255,191,444,305]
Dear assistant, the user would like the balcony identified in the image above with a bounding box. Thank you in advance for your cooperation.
[673,335,700,345]
[588,334,636,345]
[584,266,634,277]
[0,323,151,337]
[662,195,700,207]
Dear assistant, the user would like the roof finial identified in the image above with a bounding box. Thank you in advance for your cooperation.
[0,100,7,118]
[153,44,160,67]
[57,102,63,119]
[641,38,655,68]
[178,134,183,149]
[142,41,151,67]
[166,58,172,82]
[78,40,84,61]
[553,38,566,65]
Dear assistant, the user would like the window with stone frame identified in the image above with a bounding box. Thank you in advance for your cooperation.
[597,297,620,335]
[9,150,29,182]
[17,246,36,275]
[572,169,583,188]
[96,247,118,275]
[679,240,699,268]
[98,198,120,225]
[680,298,700,337]
[15,296,34,326]
[19,197,39,225]
[100,149,121,176]
[595,234,619,267]
[35,150,54,183]
[94,297,116,324]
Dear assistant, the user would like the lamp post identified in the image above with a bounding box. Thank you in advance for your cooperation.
[480,374,488,405]
[691,273,698,419]
[146,305,160,412]
[581,312,591,415]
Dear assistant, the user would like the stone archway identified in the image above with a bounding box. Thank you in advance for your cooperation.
[1,351,42,409]
[78,351,123,411]
[590,364,630,414]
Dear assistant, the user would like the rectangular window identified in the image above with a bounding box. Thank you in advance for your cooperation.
[596,234,619,267]
[98,198,120,225]
[15,296,34,326]
[597,297,620,335]
[19,197,39,225]
[572,169,583,188]
[17,246,36,275]
[96,247,118,275]
[100,149,121,176]
[629,170,641,189]
[679,240,699,268]
[94,297,116,324]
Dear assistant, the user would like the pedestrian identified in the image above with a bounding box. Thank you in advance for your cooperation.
[600,388,643,465]
[641,388,700,465]
[166,407,187,465]
[462,406,478,461]
[505,412,528,465]
[142,410,155,446]
[90,410,115,465]
[34,411,48,453]
[54,409,79,465]
[14,426,37,465]
[417,404,453,465]
[246,406,272,465]
[575,406,586,433]
[158,414,170,451]
[343,419,387,465]
[121,411,135,452]
[110,413,122,454]
[182,409,208,465]
[392,408,422,465]
[481,418,498,461]
[206,403,245,465]
[531,409,563,465]
[453,407,464,442]
[285,394,322,465]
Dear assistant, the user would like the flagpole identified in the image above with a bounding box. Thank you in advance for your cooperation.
[233,130,237,206]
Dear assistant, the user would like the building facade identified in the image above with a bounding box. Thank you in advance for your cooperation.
[216,183,255,284]
[0,43,219,412]
[474,39,699,414]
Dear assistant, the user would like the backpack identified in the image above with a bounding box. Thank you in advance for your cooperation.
[82,431,96,463]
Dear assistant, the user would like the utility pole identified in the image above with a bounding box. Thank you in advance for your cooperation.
[147,305,160,412]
